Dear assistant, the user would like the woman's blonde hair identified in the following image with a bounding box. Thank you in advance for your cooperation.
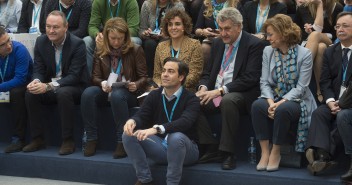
[203,0,240,18]
[262,14,302,47]
[305,0,337,25]
[96,17,134,58]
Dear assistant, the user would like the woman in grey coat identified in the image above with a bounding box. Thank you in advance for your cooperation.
[251,14,317,172]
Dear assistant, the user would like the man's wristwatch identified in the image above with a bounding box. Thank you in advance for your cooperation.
[45,83,52,92]
[218,87,224,96]
[153,125,162,134]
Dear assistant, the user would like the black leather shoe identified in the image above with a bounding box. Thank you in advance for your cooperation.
[222,155,236,170]
[198,151,222,163]
[341,155,352,182]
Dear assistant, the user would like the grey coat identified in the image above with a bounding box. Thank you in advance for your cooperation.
[260,45,317,126]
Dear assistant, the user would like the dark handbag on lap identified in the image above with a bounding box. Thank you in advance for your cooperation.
[338,81,352,109]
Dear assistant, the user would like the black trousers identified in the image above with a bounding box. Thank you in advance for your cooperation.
[306,104,342,155]
[9,86,27,141]
[197,91,258,154]
[251,98,300,145]
[25,86,84,140]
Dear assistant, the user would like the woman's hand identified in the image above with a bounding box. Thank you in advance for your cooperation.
[143,28,153,37]
[127,82,137,92]
[267,99,287,119]
[202,28,219,37]
[101,80,112,93]
[304,23,313,34]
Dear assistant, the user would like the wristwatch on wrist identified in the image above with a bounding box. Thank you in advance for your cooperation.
[45,83,52,92]
[153,125,162,134]
[218,87,224,96]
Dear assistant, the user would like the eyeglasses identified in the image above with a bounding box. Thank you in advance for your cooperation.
[334,24,352,30]
[0,37,11,49]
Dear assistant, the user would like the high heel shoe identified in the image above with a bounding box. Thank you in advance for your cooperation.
[266,156,281,172]
[256,164,267,171]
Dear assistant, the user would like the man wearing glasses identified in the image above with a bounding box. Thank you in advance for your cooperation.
[195,7,266,170]
[23,10,89,155]
[305,12,352,179]
[0,25,32,153]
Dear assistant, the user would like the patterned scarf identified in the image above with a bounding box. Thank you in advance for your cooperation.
[211,0,228,20]
[109,47,122,76]
[274,45,308,152]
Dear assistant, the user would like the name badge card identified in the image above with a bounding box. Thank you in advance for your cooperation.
[0,91,10,103]
[29,27,38,34]
[339,85,347,99]
[107,72,118,87]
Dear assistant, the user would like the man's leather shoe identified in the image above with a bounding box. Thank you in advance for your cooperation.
[59,138,75,155]
[113,142,127,159]
[22,138,46,152]
[4,137,25,153]
[305,148,315,165]
[84,140,97,157]
[198,151,222,163]
[341,155,352,182]
[222,155,236,170]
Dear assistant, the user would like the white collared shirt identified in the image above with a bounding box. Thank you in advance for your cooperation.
[30,0,42,30]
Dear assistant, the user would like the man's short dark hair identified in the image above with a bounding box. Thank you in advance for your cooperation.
[337,11,352,20]
[0,25,6,37]
[163,57,189,85]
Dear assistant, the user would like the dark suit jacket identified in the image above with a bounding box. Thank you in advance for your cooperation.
[33,32,89,87]
[320,43,352,103]
[199,31,266,94]
[17,0,47,34]
[242,1,287,34]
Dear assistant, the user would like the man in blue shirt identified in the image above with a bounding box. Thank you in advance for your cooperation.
[0,26,33,153]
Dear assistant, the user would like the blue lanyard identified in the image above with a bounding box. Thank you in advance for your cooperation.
[155,3,169,31]
[255,4,269,33]
[108,0,120,18]
[59,3,73,21]
[162,88,182,122]
[0,56,9,82]
[212,12,219,29]
[220,42,240,73]
[171,46,180,58]
[32,4,42,26]
[56,51,63,75]
[111,58,122,75]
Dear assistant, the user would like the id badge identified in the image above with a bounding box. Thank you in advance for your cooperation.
[51,77,61,82]
[107,72,118,87]
[29,27,38,33]
[151,28,161,35]
[339,85,347,98]
[0,91,10,103]
[215,74,224,88]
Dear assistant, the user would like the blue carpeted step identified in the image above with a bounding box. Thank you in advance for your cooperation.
[0,143,343,185]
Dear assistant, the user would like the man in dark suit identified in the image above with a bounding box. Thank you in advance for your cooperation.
[23,10,89,155]
[196,7,266,170]
[305,12,352,178]
[18,0,47,34]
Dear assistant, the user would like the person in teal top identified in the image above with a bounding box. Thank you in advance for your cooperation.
[84,0,141,76]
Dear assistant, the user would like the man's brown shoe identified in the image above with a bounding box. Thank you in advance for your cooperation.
[84,140,97,157]
[4,137,25,153]
[59,138,75,155]
[22,138,46,152]
[113,142,127,159]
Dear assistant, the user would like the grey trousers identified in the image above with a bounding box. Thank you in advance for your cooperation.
[122,132,199,185]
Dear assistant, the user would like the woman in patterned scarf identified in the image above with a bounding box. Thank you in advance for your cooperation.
[251,14,317,172]
[80,17,148,159]
[0,0,22,33]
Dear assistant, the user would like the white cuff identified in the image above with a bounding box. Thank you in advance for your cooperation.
[326,98,335,104]
[223,86,229,94]
[198,85,208,91]
[159,125,166,134]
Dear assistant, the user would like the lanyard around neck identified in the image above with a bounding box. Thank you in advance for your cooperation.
[108,0,120,18]
[256,4,270,33]
[32,4,42,26]
[111,58,122,75]
[162,88,182,122]
[59,2,73,21]
[56,51,63,75]
[220,42,240,75]
[0,56,9,82]
[171,46,180,58]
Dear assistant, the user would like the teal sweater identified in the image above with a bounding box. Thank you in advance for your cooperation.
[88,0,139,38]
